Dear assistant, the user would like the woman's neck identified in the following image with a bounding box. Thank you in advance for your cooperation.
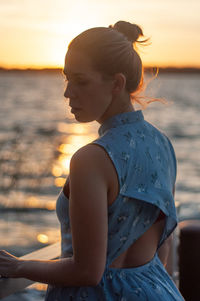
[97,95,134,125]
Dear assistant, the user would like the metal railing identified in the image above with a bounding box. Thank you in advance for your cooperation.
[0,242,61,299]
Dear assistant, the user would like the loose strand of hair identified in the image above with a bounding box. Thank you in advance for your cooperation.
[130,67,167,109]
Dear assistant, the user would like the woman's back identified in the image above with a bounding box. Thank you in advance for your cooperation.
[48,110,184,300]
[109,219,166,269]
[96,122,167,270]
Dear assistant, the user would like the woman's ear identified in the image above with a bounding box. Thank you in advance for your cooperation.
[112,73,126,95]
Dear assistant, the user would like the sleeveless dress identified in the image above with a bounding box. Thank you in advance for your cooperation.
[45,110,184,300]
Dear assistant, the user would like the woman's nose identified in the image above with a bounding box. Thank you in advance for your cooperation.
[64,87,69,99]
[64,82,75,99]
[64,82,70,98]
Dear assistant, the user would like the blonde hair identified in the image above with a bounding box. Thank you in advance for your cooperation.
[68,21,160,108]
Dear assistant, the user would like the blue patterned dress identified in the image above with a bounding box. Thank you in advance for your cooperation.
[45,110,184,300]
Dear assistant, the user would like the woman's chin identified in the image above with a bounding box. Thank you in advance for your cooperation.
[74,115,94,123]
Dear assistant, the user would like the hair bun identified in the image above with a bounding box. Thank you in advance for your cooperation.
[111,21,144,43]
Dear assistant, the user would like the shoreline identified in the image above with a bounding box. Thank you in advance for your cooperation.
[0,66,200,74]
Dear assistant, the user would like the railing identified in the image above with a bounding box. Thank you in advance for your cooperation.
[0,238,178,299]
[0,238,176,299]
[1,220,200,300]
[0,242,61,299]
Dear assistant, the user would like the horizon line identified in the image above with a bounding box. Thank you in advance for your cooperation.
[1,66,200,73]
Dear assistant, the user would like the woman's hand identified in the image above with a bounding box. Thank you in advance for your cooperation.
[0,250,20,278]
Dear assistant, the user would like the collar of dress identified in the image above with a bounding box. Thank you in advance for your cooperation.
[98,110,144,136]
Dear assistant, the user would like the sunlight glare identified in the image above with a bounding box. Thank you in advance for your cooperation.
[52,132,97,186]
[37,234,49,244]
[67,134,96,146]
[52,165,63,177]
[45,201,56,210]
[55,177,66,187]
[29,283,48,291]
[58,154,71,174]
[25,196,40,208]
[58,143,77,155]
[57,122,90,134]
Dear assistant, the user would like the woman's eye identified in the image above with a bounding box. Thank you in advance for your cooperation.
[73,78,88,85]
[64,78,88,86]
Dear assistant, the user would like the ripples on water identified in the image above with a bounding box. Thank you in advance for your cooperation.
[144,73,200,220]
[0,70,199,276]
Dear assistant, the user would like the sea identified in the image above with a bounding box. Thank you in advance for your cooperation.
[0,69,200,300]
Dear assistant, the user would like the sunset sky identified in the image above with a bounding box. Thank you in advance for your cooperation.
[1,0,200,69]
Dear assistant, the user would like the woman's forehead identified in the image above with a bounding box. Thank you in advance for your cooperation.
[64,50,96,76]
[65,50,90,66]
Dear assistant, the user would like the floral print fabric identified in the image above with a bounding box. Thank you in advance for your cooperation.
[45,110,184,300]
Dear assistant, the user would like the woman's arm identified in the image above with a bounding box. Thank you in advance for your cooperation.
[0,251,98,286]
[0,144,109,286]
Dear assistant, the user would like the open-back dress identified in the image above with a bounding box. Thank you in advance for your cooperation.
[45,110,184,300]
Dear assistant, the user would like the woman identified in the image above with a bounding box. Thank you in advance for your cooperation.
[0,21,184,300]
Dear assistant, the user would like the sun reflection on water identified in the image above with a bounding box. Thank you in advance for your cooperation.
[24,196,56,210]
[25,196,40,208]
[57,122,89,134]
[37,233,49,244]
[52,123,97,187]
[58,143,77,154]
[54,177,66,187]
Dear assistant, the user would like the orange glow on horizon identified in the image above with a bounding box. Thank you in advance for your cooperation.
[1,1,200,69]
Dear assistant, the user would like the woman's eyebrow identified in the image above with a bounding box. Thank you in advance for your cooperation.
[63,70,86,78]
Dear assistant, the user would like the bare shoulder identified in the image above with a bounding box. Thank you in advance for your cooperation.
[70,143,119,203]
[71,143,108,163]
[70,143,112,175]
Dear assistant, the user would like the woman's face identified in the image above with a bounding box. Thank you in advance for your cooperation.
[63,50,113,123]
